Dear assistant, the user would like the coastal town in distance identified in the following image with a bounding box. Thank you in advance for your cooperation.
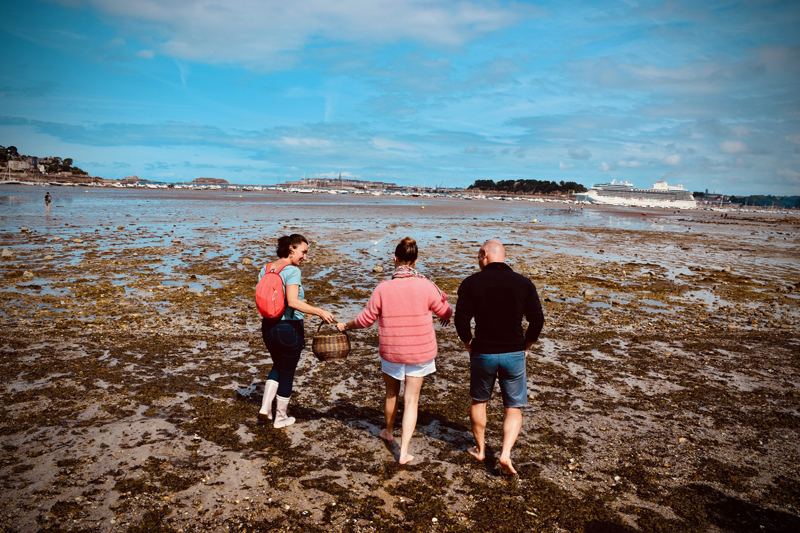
[2,144,798,212]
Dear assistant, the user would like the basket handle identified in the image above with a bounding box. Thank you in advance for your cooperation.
[315,319,349,338]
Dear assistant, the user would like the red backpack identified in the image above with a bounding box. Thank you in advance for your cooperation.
[255,262,288,319]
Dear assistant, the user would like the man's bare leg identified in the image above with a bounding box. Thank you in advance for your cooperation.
[469,400,488,461]
[381,373,400,442]
[398,376,423,464]
[499,407,522,475]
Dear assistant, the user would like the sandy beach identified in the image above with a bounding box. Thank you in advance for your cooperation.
[1,186,799,532]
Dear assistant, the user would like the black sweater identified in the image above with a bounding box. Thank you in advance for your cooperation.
[455,262,544,354]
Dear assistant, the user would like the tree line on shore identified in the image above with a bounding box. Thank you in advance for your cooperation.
[1,145,88,175]
[693,191,800,208]
[467,179,588,195]
[728,195,800,208]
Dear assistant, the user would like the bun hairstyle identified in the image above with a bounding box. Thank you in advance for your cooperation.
[276,234,308,258]
[394,237,418,265]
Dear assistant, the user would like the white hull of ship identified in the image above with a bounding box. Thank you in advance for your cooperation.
[575,191,696,209]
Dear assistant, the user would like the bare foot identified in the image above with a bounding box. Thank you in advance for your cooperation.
[379,428,394,442]
[498,457,517,475]
[398,454,415,465]
[467,446,485,461]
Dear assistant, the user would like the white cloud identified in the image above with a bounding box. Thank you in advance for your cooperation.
[568,147,591,160]
[465,146,477,154]
[758,45,800,73]
[661,154,682,166]
[731,125,750,138]
[618,160,641,168]
[558,161,574,169]
[719,140,747,154]
[599,162,610,172]
[786,134,800,145]
[371,137,418,152]
[280,137,331,148]
[776,168,800,180]
[136,49,155,59]
[81,0,541,69]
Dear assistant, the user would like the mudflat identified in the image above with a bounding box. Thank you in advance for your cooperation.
[1,187,799,532]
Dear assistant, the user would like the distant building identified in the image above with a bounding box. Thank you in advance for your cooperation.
[277,176,401,190]
[9,161,30,171]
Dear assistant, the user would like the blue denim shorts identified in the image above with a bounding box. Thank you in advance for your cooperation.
[470,351,527,408]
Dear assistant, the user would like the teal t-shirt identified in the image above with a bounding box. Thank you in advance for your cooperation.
[257,264,305,320]
[279,265,304,320]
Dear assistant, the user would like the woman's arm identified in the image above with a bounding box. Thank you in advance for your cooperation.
[336,285,383,331]
[430,286,453,325]
[285,284,334,323]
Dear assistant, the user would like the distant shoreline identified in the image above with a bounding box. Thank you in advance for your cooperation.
[2,180,797,217]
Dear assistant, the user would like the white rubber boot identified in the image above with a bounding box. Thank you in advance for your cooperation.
[273,395,296,428]
[258,380,279,421]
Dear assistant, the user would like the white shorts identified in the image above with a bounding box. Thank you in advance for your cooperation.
[381,358,436,380]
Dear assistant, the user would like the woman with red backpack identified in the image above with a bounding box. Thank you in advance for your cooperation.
[257,234,335,428]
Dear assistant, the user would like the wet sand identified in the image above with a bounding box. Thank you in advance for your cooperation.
[1,187,799,532]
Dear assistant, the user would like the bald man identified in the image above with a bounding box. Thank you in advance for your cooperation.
[454,239,545,474]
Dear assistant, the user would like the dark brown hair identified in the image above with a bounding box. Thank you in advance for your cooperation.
[394,237,418,265]
[276,234,308,258]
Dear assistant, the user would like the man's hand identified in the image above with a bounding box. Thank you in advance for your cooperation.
[524,341,534,357]
[438,317,450,327]
[464,340,473,356]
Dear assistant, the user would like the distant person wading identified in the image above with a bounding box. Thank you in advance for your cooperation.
[44,192,51,214]
[257,234,335,428]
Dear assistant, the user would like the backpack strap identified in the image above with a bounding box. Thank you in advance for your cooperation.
[266,262,289,274]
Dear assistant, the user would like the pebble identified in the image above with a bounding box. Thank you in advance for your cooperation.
[44,255,53,260]
[1,249,12,258]
[242,258,253,265]
[582,288,597,298]
[372,265,384,273]
[73,239,83,244]
[21,226,30,233]
[23,271,34,278]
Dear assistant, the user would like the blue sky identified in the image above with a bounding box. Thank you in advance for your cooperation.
[1,0,799,194]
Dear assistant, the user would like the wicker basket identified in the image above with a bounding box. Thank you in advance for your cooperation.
[311,322,350,361]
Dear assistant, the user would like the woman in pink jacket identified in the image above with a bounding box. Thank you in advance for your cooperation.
[337,237,453,464]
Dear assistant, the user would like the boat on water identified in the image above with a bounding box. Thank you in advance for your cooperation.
[574,179,697,209]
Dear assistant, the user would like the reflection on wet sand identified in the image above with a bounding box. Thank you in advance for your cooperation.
[1,186,799,532]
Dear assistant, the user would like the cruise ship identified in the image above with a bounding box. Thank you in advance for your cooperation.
[574,179,697,209]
